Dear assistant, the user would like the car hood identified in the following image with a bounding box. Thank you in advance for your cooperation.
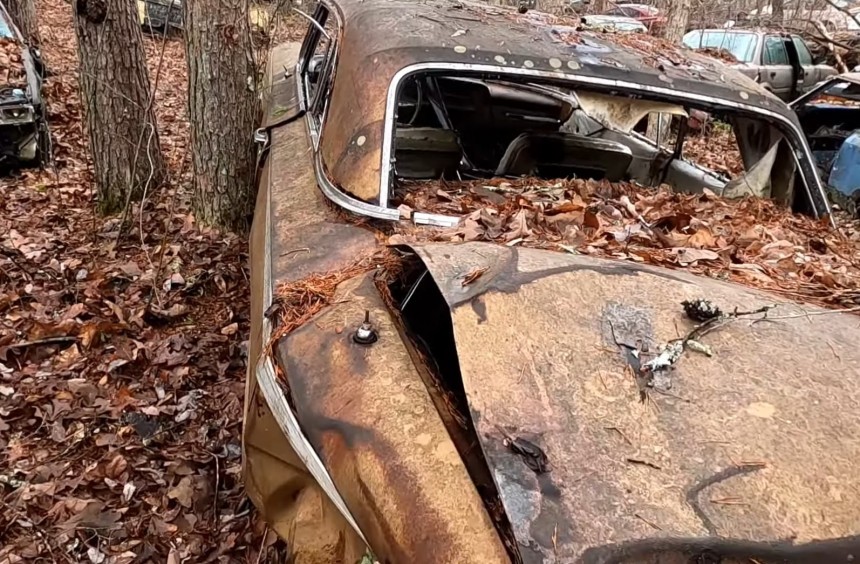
[407,242,860,562]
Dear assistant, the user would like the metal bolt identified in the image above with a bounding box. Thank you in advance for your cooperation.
[352,310,378,345]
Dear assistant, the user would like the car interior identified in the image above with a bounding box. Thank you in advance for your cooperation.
[391,71,809,213]
[795,80,860,176]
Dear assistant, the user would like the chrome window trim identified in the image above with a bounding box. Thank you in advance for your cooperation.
[379,62,833,225]
[254,148,367,545]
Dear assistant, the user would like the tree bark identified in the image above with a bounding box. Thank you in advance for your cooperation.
[663,0,691,42]
[5,0,40,47]
[73,0,165,215]
[772,0,784,22]
[184,0,259,231]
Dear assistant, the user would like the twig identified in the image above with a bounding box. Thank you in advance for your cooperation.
[209,451,220,530]
[3,336,78,350]
[760,305,860,321]
[255,527,269,563]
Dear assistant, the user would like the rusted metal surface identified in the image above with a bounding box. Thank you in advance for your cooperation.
[244,43,371,561]
[408,242,860,562]
[320,0,792,202]
[276,273,510,563]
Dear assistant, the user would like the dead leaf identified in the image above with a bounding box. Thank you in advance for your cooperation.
[673,247,720,265]
[505,209,532,242]
[687,229,716,249]
[167,476,195,509]
[462,267,488,286]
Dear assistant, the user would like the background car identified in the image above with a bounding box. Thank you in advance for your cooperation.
[683,29,838,100]
[581,13,647,32]
[790,72,860,213]
[0,0,47,167]
[135,0,183,33]
[604,2,665,34]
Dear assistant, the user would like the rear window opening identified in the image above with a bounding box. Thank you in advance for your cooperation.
[390,71,812,215]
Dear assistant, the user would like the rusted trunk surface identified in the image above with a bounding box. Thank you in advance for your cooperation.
[5,0,39,46]
[184,0,259,231]
[73,0,165,214]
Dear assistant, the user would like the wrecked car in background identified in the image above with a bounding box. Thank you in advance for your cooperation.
[580,14,647,33]
[245,0,859,562]
[136,0,183,33]
[1,0,46,167]
[682,29,837,101]
[791,72,860,214]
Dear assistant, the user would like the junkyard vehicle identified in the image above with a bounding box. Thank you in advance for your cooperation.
[682,29,838,100]
[135,0,270,42]
[604,3,665,34]
[0,0,46,166]
[581,14,647,33]
[136,0,182,32]
[791,72,860,213]
[245,1,858,562]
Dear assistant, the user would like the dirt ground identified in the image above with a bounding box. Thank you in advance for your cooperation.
[0,1,302,562]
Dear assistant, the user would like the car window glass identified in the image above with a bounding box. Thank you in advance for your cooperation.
[792,36,813,66]
[0,15,12,38]
[763,36,789,65]
[682,31,757,63]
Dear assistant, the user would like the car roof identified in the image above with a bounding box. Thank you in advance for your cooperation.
[320,0,798,203]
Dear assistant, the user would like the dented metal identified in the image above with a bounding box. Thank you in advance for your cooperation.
[246,12,860,564]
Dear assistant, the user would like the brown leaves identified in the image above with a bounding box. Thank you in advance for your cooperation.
[394,176,860,310]
[0,1,270,559]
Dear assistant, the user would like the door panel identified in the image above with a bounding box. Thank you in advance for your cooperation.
[762,35,793,99]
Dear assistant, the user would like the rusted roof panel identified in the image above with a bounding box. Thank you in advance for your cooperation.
[322,0,792,202]
[408,241,860,562]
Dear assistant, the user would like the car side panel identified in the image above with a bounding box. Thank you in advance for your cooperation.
[244,42,368,563]
[246,41,509,564]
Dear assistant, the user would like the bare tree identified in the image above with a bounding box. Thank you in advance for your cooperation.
[183,0,259,230]
[73,0,165,214]
[5,0,39,46]
[772,0,784,22]
[663,0,692,42]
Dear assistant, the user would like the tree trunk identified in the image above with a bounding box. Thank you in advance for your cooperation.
[73,0,165,215]
[5,0,40,46]
[184,0,259,231]
[663,0,691,42]
[772,0,784,22]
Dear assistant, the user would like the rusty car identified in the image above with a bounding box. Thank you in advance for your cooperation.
[682,29,838,101]
[0,0,46,167]
[244,0,860,562]
[791,72,860,214]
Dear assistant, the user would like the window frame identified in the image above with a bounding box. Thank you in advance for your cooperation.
[763,35,790,66]
[297,2,339,150]
[791,36,813,66]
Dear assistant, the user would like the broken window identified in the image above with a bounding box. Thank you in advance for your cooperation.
[389,72,810,214]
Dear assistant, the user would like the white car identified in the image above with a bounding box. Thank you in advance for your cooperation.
[581,14,647,33]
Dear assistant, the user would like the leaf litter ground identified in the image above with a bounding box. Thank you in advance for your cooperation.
[0,1,304,562]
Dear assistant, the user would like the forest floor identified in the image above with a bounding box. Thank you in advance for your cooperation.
[2,1,860,563]
[0,1,304,562]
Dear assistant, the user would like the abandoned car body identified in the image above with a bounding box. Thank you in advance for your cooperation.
[682,29,837,101]
[0,1,45,166]
[244,1,859,562]
[791,72,860,213]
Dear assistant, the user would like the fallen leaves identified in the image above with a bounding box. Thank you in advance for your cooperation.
[393,175,860,309]
[0,0,301,560]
